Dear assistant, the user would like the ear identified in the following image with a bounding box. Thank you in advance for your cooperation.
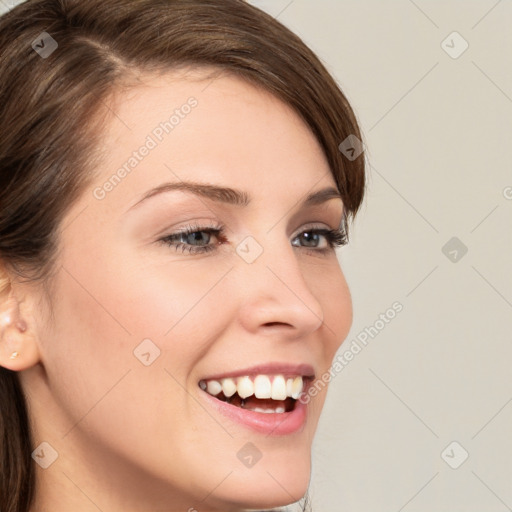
[0,264,41,371]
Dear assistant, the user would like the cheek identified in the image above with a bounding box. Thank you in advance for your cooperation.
[49,206,235,366]
[308,268,351,416]
[40,257,233,480]
[106,257,235,356]
[312,261,353,361]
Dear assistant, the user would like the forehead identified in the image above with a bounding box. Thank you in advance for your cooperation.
[90,69,334,209]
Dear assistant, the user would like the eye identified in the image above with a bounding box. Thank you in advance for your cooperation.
[177,230,213,246]
[291,227,347,252]
[159,223,226,255]
[158,223,348,256]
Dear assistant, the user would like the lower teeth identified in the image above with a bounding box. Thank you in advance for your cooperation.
[240,399,286,414]
[203,387,295,413]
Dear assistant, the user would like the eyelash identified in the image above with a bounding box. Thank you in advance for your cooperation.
[158,222,348,255]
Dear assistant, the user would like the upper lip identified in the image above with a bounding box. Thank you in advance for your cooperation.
[200,362,316,382]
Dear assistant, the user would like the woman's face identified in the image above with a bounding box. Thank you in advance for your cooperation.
[23,70,353,511]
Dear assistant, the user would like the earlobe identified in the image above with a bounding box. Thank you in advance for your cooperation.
[0,274,41,372]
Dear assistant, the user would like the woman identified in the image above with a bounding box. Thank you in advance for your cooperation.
[0,0,366,510]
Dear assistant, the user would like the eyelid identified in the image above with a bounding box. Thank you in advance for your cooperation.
[291,221,339,237]
[159,216,343,237]
[170,220,222,232]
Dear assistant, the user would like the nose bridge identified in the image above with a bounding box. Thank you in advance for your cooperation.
[235,233,324,335]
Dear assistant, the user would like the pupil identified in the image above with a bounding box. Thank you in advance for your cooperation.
[185,231,210,245]
[301,232,318,247]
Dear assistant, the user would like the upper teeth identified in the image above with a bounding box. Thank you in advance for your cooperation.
[200,374,304,400]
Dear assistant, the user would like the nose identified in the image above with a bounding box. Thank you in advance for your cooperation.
[236,238,325,339]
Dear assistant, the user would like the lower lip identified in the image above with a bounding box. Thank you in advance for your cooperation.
[200,389,308,436]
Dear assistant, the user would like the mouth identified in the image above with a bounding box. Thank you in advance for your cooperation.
[199,374,309,413]
[197,364,315,435]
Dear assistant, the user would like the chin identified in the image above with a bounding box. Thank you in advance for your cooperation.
[204,444,312,511]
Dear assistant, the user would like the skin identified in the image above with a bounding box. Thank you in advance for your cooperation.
[0,69,353,511]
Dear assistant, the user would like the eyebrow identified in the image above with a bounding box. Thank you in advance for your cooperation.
[127,181,343,212]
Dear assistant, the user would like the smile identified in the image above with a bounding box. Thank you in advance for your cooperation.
[199,374,307,413]
[198,365,315,435]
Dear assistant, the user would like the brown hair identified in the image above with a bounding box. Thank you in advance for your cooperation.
[0,0,366,510]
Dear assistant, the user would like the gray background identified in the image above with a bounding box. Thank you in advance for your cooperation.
[3,0,511,510]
